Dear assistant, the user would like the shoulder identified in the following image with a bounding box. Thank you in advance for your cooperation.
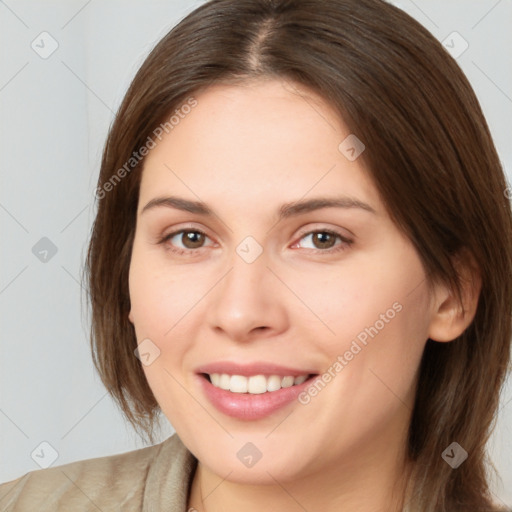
[0,433,193,512]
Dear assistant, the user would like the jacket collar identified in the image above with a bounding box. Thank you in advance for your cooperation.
[143,433,198,511]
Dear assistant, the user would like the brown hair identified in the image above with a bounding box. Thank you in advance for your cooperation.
[83,0,512,510]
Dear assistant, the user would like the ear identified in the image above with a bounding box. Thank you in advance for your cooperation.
[128,310,134,324]
[428,249,482,342]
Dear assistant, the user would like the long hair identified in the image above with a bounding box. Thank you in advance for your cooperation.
[83,1,512,510]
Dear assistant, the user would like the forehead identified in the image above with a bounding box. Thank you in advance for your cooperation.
[138,79,380,214]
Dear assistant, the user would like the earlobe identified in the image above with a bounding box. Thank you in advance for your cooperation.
[128,310,134,324]
[427,250,482,343]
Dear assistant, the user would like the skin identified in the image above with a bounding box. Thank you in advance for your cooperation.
[127,78,480,512]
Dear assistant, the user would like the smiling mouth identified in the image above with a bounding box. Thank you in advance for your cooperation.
[200,373,318,394]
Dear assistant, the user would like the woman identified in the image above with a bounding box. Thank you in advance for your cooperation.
[1,0,511,510]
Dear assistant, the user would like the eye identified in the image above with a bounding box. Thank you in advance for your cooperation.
[158,228,215,256]
[293,229,353,254]
[157,226,353,256]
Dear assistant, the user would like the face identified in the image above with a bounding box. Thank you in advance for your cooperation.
[128,78,433,484]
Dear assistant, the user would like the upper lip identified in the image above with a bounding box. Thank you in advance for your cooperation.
[195,361,318,377]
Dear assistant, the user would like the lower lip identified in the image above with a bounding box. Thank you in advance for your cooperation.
[197,374,317,421]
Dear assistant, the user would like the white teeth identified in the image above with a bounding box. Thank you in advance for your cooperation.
[219,374,230,390]
[281,376,295,388]
[267,375,282,392]
[294,375,308,385]
[230,375,248,393]
[248,375,267,394]
[208,373,310,394]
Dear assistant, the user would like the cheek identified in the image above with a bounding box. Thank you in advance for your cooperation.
[290,255,428,356]
[304,244,430,403]
[295,281,430,460]
[128,244,199,338]
[128,245,204,400]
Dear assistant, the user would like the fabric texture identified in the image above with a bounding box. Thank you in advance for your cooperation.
[0,433,197,511]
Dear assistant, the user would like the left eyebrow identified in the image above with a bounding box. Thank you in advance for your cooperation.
[278,196,376,217]
[140,195,377,218]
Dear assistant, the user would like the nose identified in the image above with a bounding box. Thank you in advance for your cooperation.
[206,246,289,343]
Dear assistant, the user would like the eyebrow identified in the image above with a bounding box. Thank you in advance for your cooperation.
[140,195,376,219]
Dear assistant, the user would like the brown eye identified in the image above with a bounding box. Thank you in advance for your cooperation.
[159,228,213,255]
[179,230,206,249]
[311,232,337,249]
[295,229,353,254]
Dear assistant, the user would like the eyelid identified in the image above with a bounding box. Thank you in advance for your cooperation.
[294,223,353,241]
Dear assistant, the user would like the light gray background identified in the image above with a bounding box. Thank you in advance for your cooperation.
[1,0,511,506]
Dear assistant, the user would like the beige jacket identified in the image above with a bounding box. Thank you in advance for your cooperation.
[0,433,197,511]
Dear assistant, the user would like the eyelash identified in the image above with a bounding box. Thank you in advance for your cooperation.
[157,226,353,257]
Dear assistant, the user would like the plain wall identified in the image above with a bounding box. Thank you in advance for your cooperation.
[1,0,511,506]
